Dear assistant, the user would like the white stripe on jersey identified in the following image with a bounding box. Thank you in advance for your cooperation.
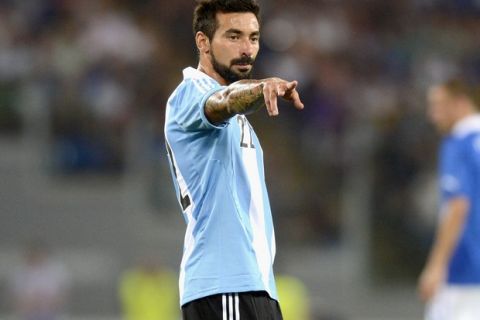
[270,231,276,264]
[241,117,272,291]
[201,78,216,91]
[191,78,213,93]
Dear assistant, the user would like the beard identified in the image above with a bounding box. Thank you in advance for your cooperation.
[211,50,255,84]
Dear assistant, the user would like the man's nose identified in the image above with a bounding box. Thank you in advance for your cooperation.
[240,39,255,57]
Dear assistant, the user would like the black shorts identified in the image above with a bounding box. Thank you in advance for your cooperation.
[182,291,283,320]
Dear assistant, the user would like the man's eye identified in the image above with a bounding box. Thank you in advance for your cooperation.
[229,35,239,40]
[251,37,259,43]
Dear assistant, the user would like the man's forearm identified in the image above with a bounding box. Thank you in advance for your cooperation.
[427,197,469,269]
[418,195,470,302]
[205,80,266,124]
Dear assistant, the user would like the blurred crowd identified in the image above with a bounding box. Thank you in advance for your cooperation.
[4,239,310,320]
[2,0,480,280]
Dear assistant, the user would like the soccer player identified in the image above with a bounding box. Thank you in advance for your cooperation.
[418,79,480,319]
[164,0,304,319]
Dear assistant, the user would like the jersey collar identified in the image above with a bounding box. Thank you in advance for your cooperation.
[452,113,480,137]
[183,67,219,84]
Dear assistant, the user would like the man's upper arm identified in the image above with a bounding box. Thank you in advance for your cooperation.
[441,142,469,200]
[172,79,228,131]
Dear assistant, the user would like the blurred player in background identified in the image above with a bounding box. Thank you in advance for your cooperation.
[9,240,69,320]
[276,274,310,320]
[418,79,480,319]
[164,0,304,318]
[119,255,179,320]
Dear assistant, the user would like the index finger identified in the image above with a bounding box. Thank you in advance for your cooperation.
[289,89,304,110]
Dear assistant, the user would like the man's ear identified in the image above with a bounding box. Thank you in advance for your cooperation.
[195,31,211,55]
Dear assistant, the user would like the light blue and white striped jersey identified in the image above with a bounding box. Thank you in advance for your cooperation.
[164,67,278,306]
[439,114,480,284]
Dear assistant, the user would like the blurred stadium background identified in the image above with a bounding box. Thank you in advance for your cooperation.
[1,0,480,319]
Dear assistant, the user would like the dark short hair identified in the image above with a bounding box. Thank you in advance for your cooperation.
[442,78,480,110]
[193,0,260,40]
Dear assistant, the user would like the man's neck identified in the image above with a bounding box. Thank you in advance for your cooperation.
[197,61,228,86]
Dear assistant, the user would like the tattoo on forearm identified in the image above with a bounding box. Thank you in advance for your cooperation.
[205,80,265,124]
[227,83,264,114]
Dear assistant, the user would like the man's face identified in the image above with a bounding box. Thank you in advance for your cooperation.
[427,86,458,134]
[209,12,260,84]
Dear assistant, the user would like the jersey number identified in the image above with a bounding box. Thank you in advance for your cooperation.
[237,116,255,149]
[165,140,191,211]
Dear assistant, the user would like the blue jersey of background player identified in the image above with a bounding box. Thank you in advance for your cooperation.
[440,117,480,285]
[164,0,304,319]
[419,79,480,319]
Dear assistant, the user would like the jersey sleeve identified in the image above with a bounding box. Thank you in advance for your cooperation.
[171,78,228,131]
[440,141,469,200]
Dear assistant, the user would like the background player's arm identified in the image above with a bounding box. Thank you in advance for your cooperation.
[205,78,304,124]
[418,196,469,302]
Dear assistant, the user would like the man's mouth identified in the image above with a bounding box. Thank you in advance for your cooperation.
[232,57,254,67]
[234,64,251,72]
